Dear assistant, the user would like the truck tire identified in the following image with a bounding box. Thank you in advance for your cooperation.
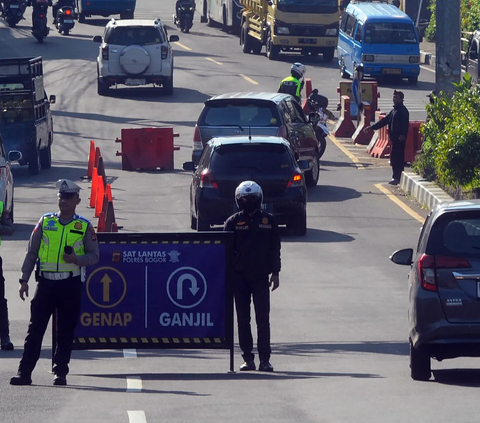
[252,40,262,54]
[241,23,253,53]
[266,32,280,60]
[323,48,335,63]
[39,144,52,169]
[28,150,41,175]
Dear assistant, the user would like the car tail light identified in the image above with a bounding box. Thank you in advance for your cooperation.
[102,45,109,60]
[200,169,218,188]
[161,46,168,59]
[286,171,303,188]
[276,125,287,139]
[40,13,44,17]
[65,8,71,15]
[193,125,203,151]
[418,254,471,292]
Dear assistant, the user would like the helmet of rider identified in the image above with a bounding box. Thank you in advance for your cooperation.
[235,181,263,214]
[291,62,306,80]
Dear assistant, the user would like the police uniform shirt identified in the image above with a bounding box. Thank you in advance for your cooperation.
[20,214,100,282]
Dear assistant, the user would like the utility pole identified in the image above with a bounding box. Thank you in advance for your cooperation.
[435,0,461,95]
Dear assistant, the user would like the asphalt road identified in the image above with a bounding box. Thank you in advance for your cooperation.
[0,2,478,423]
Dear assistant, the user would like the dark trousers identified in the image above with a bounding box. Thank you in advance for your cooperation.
[390,138,406,180]
[0,256,9,337]
[18,275,82,378]
[234,271,271,362]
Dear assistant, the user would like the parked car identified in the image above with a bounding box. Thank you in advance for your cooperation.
[192,92,321,186]
[0,131,22,221]
[183,136,309,235]
[93,18,179,95]
[391,200,480,381]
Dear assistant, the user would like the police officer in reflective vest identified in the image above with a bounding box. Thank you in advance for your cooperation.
[10,179,99,386]
[0,200,14,351]
[224,181,281,372]
[278,62,306,103]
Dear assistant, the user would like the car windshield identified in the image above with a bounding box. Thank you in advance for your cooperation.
[210,143,293,175]
[364,22,417,44]
[106,26,164,46]
[202,103,280,127]
[276,0,337,13]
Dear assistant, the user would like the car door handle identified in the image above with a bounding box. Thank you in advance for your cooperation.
[452,272,480,280]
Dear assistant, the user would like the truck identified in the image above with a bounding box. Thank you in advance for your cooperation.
[0,56,55,175]
[239,0,339,61]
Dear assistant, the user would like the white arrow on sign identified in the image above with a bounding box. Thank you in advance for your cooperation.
[177,273,200,300]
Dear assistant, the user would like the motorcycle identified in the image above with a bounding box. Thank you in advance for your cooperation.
[2,0,26,27]
[305,89,330,159]
[173,0,195,33]
[31,0,50,43]
[55,5,74,35]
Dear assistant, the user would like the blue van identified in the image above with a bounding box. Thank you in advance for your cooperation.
[75,0,136,22]
[337,2,420,85]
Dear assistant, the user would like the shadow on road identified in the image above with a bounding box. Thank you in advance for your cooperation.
[433,368,480,387]
[281,227,355,243]
[307,184,362,203]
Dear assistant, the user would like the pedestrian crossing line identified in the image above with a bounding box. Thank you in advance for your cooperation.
[327,134,366,169]
[375,183,425,223]
[128,410,147,423]
[127,377,143,393]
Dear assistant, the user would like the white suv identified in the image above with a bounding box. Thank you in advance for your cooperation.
[93,19,179,95]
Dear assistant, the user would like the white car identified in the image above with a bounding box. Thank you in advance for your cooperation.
[93,19,179,95]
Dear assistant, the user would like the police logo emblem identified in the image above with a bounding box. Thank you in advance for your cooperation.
[74,222,82,230]
[112,251,121,262]
[168,250,181,263]
[262,217,269,224]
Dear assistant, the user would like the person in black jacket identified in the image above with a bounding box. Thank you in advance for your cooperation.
[365,90,409,185]
[224,181,281,372]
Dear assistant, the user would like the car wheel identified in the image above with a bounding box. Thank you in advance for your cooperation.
[266,32,280,60]
[97,78,109,96]
[164,75,174,95]
[222,5,228,32]
[190,213,197,230]
[28,150,41,175]
[340,58,350,79]
[288,211,307,236]
[323,48,335,63]
[78,12,85,23]
[304,154,320,187]
[408,76,418,85]
[196,211,210,231]
[410,339,431,381]
[39,144,52,169]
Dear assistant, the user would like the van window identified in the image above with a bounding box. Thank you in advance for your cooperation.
[354,22,363,42]
[364,22,418,44]
[345,14,357,37]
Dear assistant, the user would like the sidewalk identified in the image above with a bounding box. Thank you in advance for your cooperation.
[420,40,436,67]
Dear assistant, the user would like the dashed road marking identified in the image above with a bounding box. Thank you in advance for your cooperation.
[128,411,147,423]
[206,57,223,65]
[174,42,191,51]
[127,377,143,393]
[123,349,137,358]
[239,73,259,85]
[375,183,425,223]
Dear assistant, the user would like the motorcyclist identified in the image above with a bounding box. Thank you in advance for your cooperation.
[278,62,306,103]
[52,0,74,23]
[175,0,195,24]
[27,0,52,28]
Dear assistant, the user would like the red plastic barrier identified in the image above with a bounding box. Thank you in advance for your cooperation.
[351,103,373,145]
[369,116,391,158]
[337,81,380,121]
[302,78,313,110]
[116,127,180,171]
[333,96,356,138]
[405,121,425,163]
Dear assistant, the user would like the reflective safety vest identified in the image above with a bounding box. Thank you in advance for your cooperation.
[278,76,302,99]
[39,213,89,272]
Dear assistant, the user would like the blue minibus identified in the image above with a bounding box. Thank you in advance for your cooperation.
[337,1,420,84]
[75,0,136,22]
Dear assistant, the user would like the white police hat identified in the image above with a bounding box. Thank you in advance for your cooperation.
[56,179,82,195]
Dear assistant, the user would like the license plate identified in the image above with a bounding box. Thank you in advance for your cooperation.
[9,4,19,7]
[63,19,73,23]
[299,38,317,45]
[382,68,402,75]
[125,78,145,86]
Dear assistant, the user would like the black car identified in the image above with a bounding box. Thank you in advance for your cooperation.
[191,92,321,187]
[183,136,309,235]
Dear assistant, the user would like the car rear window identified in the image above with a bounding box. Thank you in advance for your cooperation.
[201,102,280,127]
[427,213,480,258]
[210,143,293,175]
[106,26,164,46]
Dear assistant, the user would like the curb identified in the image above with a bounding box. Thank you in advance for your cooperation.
[400,171,454,211]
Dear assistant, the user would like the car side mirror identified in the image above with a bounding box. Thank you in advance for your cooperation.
[183,161,196,171]
[93,35,102,42]
[297,160,309,170]
[49,95,56,104]
[169,35,180,42]
[8,150,22,163]
[390,248,413,265]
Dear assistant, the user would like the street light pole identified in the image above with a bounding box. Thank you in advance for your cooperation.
[435,0,461,95]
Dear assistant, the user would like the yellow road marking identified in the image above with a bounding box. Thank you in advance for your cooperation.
[327,134,365,169]
[206,57,223,65]
[239,74,259,85]
[375,183,425,223]
[174,42,191,51]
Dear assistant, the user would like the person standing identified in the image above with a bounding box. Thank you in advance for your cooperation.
[364,90,410,185]
[10,179,99,386]
[0,201,14,351]
[223,181,281,372]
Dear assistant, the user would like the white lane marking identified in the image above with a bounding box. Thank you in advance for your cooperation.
[420,65,435,73]
[239,73,259,85]
[128,410,147,423]
[206,57,223,65]
[123,349,137,358]
[127,377,143,393]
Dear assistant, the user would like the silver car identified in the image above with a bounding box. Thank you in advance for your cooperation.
[391,200,480,381]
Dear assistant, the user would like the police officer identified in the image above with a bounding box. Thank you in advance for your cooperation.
[10,179,99,386]
[0,200,14,351]
[278,62,306,103]
[223,181,281,372]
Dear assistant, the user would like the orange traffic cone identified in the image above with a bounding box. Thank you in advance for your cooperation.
[111,222,119,232]
[105,200,116,232]
[89,167,98,208]
[87,140,95,179]
[97,156,107,189]
[97,211,106,232]
[94,147,101,169]
[94,176,105,217]
[106,184,113,202]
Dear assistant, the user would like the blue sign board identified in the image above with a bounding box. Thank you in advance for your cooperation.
[72,232,234,353]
